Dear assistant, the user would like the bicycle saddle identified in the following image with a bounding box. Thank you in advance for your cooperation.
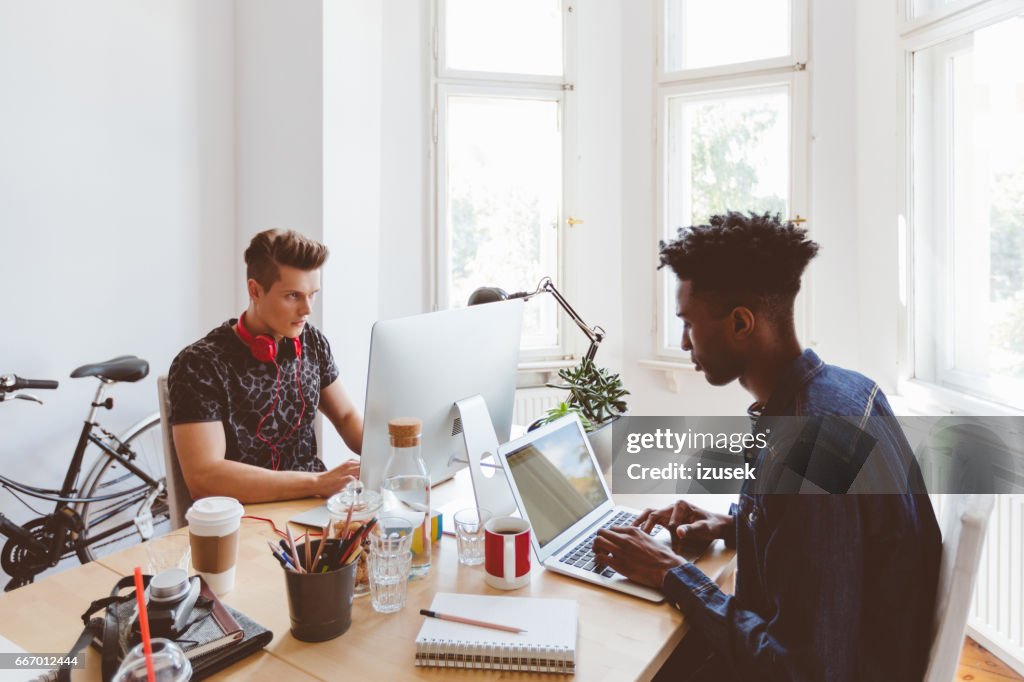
[70,356,149,383]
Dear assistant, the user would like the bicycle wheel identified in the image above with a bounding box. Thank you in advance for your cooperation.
[76,413,171,562]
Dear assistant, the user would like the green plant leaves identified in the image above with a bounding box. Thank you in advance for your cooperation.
[535,358,630,432]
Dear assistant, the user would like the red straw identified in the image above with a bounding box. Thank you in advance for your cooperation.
[133,567,156,682]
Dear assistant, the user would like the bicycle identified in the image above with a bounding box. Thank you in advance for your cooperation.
[0,356,170,591]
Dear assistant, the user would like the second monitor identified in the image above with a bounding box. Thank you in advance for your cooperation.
[358,300,524,493]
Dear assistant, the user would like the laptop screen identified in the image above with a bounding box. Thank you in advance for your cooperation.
[504,421,610,548]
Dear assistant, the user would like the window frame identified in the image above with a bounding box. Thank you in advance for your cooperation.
[654,2,811,361]
[430,0,579,361]
[436,0,568,86]
[900,0,1024,411]
[657,0,809,83]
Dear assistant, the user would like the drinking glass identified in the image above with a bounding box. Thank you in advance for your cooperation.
[453,508,491,566]
[144,534,191,575]
[367,550,413,614]
[370,516,415,556]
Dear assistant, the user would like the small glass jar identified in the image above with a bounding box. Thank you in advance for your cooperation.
[327,480,382,597]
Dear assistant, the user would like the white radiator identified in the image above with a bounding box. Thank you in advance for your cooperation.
[968,494,1024,676]
[513,387,565,428]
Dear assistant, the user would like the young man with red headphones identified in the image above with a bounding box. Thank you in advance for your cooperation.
[167,230,362,503]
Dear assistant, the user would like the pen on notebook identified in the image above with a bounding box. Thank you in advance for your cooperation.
[419,609,527,634]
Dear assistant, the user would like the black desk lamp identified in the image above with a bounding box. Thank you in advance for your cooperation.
[468,276,605,362]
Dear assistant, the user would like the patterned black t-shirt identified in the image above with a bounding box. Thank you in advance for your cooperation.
[168,320,340,472]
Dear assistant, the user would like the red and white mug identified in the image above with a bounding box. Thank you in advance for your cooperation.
[484,517,531,590]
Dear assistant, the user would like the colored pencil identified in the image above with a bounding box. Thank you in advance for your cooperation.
[285,526,304,573]
[310,523,329,572]
[341,502,354,541]
[339,518,377,567]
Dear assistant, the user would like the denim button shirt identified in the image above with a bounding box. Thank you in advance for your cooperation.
[662,350,941,681]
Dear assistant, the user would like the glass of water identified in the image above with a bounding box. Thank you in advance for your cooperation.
[371,516,415,555]
[367,549,413,614]
[453,508,491,566]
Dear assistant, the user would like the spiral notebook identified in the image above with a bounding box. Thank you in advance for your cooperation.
[415,593,578,674]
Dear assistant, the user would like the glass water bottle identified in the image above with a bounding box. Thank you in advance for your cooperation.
[381,417,431,576]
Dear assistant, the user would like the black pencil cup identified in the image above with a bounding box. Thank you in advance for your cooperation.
[283,540,357,642]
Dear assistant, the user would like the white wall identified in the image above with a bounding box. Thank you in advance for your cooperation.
[853,0,903,392]
[321,0,384,465]
[234,0,325,299]
[571,1,626,374]
[0,1,236,531]
[378,0,430,322]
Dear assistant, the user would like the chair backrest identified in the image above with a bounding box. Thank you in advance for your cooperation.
[157,375,192,530]
[923,494,996,682]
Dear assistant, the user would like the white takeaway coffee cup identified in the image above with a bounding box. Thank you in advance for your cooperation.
[186,497,244,595]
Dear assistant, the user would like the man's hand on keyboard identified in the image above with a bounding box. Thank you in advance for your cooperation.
[591,526,685,590]
[633,501,734,555]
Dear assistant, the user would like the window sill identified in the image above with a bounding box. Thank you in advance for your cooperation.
[893,379,1024,417]
[638,358,698,393]
[516,358,578,388]
[518,359,578,372]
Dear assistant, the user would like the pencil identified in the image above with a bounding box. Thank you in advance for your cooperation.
[310,523,329,572]
[285,526,304,573]
[339,518,376,567]
[419,609,526,634]
[341,502,354,541]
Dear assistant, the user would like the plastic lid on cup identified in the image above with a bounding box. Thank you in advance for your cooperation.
[113,638,192,681]
[185,496,244,525]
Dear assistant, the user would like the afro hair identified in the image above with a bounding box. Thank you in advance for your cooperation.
[658,211,819,318]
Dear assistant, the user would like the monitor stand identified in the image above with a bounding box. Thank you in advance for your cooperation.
[453,394,517,517]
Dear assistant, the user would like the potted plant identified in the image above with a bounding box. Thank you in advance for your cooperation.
[531,359,629,476]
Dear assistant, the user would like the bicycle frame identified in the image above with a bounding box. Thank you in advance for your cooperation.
[0,380,162,565]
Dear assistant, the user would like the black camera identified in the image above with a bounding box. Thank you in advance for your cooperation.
[138,568,201,639]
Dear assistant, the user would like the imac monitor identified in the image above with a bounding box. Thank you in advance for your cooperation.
[359,300,524,491]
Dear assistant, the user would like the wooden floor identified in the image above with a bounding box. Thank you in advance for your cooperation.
[958,638,1024,681]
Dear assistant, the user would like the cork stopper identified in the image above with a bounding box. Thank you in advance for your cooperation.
[388,417,422,447]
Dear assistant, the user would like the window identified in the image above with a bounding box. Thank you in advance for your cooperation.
[434,0,572,356]
[910,10,1024,409]
[657,0,808,358]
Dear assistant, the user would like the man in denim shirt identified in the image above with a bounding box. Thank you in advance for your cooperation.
[593,212,941,681]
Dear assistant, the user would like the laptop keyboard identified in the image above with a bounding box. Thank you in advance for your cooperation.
[557,511,661,579]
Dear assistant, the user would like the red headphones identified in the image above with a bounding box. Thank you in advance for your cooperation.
[236,311,302,361]
[235,311,307,470]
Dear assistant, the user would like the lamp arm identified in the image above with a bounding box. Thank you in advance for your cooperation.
[533,278,605,362]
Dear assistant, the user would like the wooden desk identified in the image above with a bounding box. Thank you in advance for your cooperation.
[0,477,735,681]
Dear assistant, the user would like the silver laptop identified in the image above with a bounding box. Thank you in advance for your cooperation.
[497,414,669,602]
